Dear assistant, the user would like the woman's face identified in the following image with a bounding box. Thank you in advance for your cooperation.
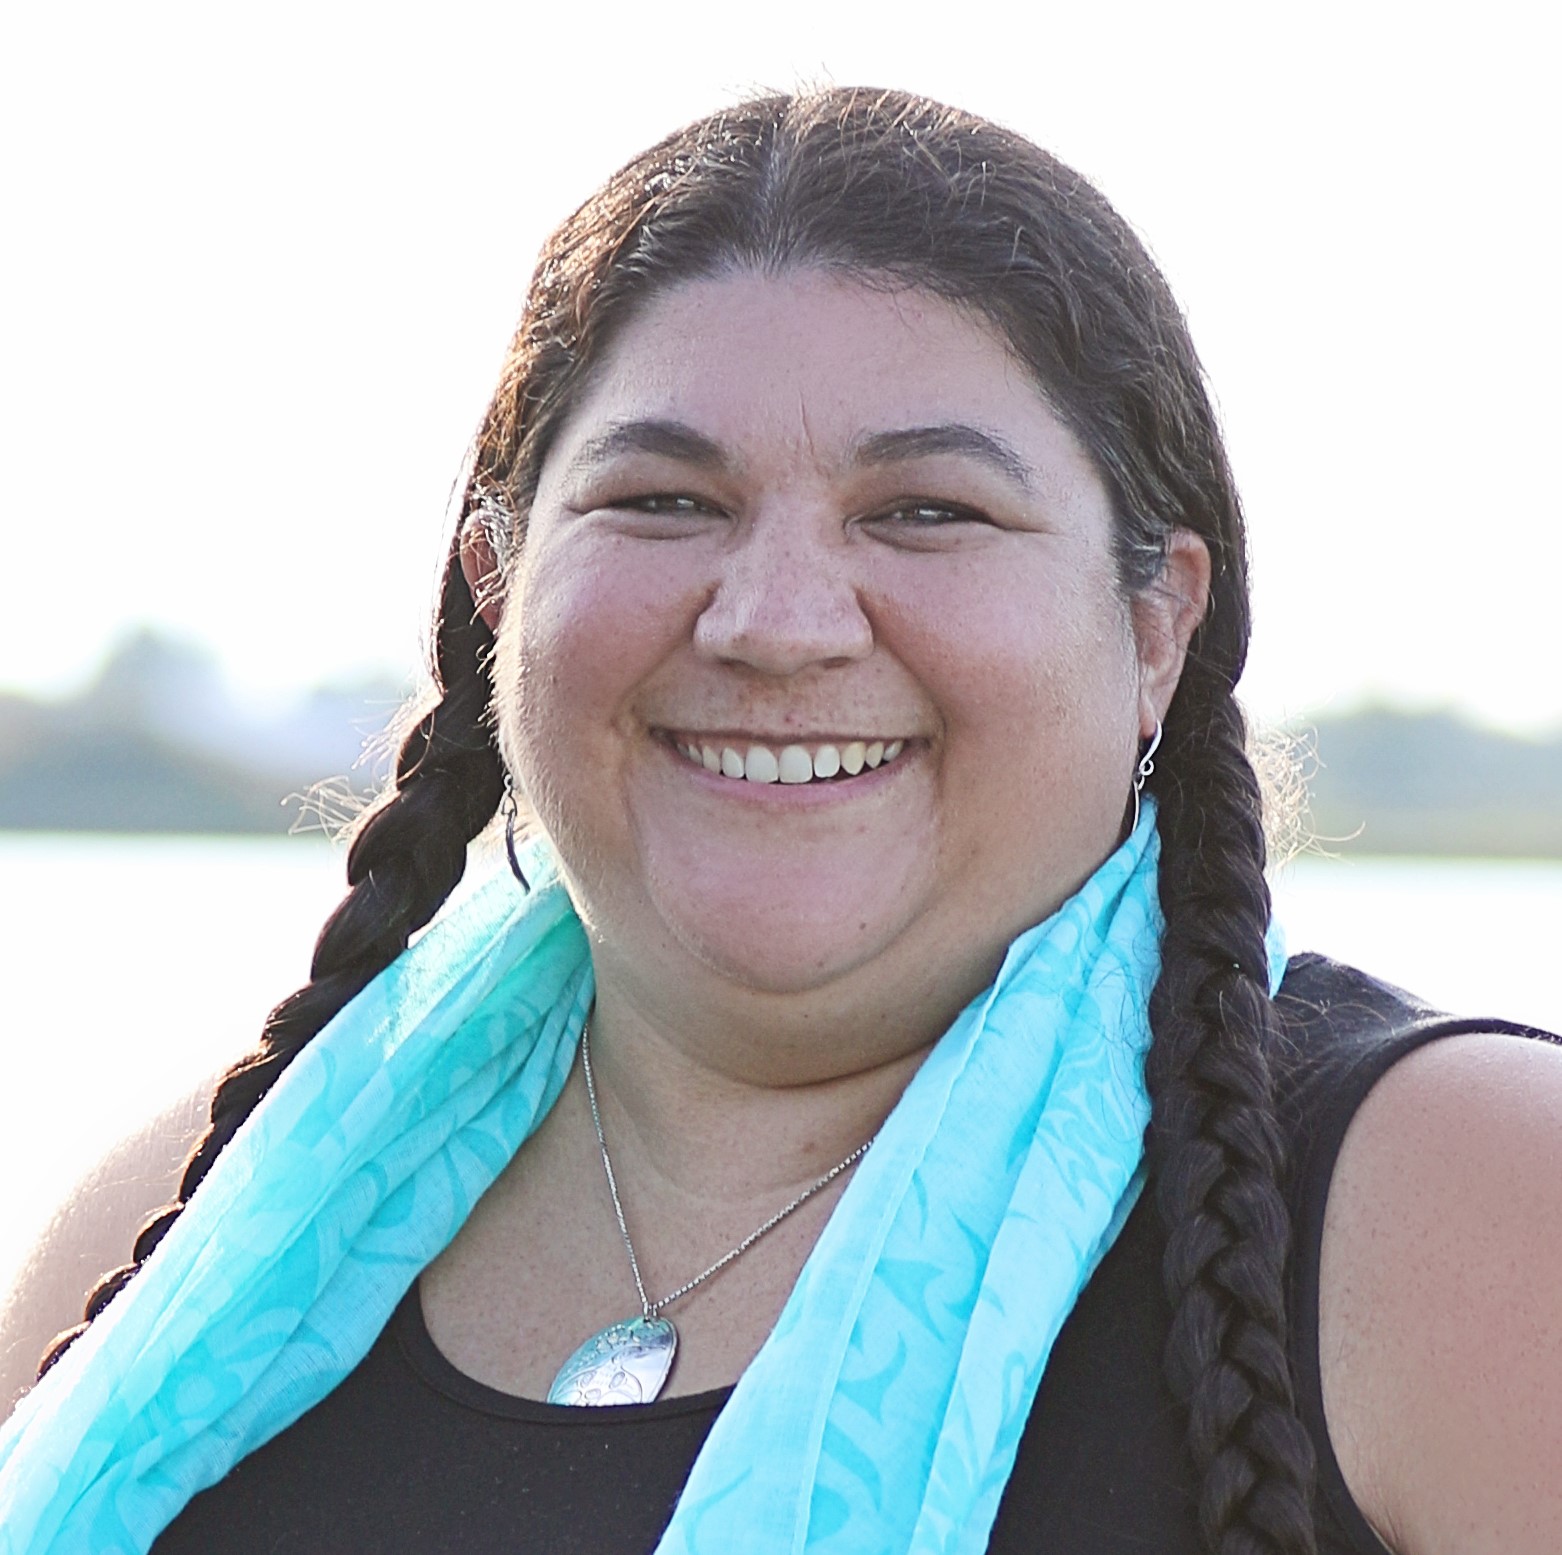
[484,270,1201,1022]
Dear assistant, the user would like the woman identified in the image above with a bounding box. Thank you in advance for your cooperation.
[3,88,1560,1555]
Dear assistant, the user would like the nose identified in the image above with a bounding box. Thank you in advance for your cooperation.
[692,511,874,676]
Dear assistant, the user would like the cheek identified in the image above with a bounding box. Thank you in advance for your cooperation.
[497,538,693,802]
[888,559,1138,737]
[881,563,1141,857]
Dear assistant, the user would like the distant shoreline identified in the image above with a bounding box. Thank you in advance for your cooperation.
[3,633,1559,857]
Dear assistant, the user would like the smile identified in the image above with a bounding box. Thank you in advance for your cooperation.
[664,734,908,785]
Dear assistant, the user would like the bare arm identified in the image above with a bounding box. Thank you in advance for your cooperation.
[1320,1029,1562,1555]
[0,1080,214,1422]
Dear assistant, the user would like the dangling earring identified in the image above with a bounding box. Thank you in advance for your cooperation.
[501,770,529,892]
[1130,719,1162,835]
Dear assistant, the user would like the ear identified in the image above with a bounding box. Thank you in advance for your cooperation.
[459,515,505,633]
[1132,530,1211,736]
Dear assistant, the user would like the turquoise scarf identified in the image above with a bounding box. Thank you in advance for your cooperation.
[0,806,1265,1554]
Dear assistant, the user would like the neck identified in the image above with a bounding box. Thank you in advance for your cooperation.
[578,983,928,1208]
[563,831,1120,1217]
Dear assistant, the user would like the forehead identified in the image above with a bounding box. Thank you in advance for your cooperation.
[545,269,1099,492]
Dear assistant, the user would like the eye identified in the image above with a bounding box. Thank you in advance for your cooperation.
[597,491,726,536]
[628,493,713,515]
[877,501,987,527]
[615,492,730,523]
[861,499,996,541]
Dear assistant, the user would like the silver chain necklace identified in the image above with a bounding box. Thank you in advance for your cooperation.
[546,1023,874,1407]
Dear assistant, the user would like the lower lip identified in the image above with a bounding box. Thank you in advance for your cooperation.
[656,740,916,805]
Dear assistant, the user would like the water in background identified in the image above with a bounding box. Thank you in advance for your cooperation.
[2,833,1559,1301]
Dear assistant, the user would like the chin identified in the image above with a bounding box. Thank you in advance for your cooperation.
[637,851,926,998]
[667,921,884,997]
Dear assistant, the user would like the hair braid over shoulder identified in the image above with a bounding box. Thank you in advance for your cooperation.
[1147,666,1317,1554]
[39,545,504,1376]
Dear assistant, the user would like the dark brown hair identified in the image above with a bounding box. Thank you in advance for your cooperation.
[50,88,1315,1554]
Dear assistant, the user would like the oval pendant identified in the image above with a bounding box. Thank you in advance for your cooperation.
[546,1314,678,1406]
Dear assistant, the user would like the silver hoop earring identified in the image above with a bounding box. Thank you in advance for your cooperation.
[1129,719,1162,835]
[501,771,529,892]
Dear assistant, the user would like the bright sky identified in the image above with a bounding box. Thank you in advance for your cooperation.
[2,1,1556,732]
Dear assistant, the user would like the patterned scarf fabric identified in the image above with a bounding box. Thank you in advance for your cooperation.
[1,806,1252,1554]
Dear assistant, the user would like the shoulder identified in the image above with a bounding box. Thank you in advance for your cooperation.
[1316,1009,1562,1554]
[0,1076,215,1422]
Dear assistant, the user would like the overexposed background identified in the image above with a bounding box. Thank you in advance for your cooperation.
[2,0,1557,733]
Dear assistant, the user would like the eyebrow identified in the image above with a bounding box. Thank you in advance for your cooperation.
[563,416,1036,493]
[564,419,730,479]
[850,424,1036,493]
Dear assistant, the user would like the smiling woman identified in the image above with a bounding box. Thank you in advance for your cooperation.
[3,88,1560,1555]
[480,272,1194,1018]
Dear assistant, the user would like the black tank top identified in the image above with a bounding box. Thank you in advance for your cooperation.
[151,956,1552,1554]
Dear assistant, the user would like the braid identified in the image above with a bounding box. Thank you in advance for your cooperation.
[38,544,504,1377]
[1146,670,1318,1555]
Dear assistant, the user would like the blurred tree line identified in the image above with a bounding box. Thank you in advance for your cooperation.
[0,632,404,833]
[2,631,1560,856]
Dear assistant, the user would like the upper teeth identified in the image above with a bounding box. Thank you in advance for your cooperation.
[675,738,906,784]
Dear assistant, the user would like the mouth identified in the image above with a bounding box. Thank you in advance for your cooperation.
[657,731,910,786]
